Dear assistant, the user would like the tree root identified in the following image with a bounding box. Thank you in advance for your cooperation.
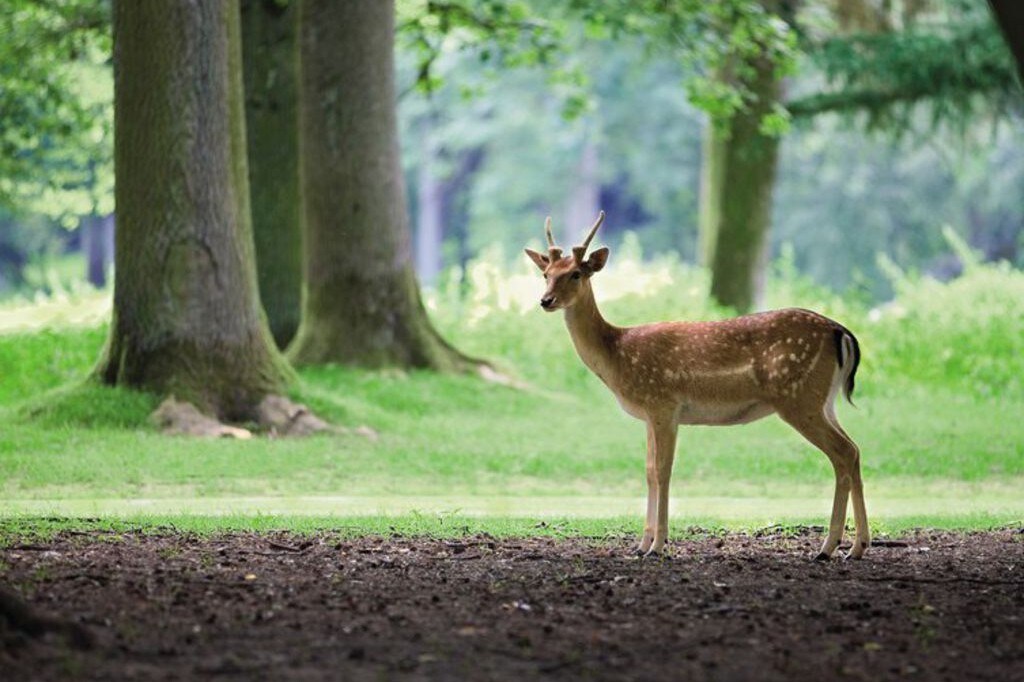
[150,395,377,440]
[476,364,529,389]
[150,397,254,438]
[256,395,376,440]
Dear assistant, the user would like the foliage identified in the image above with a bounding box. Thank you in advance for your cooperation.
[772,114,1024,297]
[398,0,561,96]
[0,0,112,222]
[788,3,1021,129]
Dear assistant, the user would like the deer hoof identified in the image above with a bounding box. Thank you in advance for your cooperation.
[845,545,868,561]
[813,551,833,562]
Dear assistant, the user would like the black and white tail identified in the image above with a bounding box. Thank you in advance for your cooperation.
[833,327,861,405]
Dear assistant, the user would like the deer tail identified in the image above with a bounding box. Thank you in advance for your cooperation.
[833,326,861,405]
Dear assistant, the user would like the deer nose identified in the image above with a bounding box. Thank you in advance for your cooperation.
[540,296,555,309]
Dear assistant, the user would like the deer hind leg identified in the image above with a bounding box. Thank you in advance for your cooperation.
[647,416,678,557]
[826,409,870,558]
[777,408,860,560]
[636,422,657,555]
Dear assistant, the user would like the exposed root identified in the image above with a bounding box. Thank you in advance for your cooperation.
[149,395,378,441]
[150,397,253,439]
[477,364,529,389]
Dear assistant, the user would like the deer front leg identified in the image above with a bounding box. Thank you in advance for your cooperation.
[636,422,657,555]
[647,417,678,557]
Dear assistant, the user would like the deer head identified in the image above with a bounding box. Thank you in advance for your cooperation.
[524,211,609,311]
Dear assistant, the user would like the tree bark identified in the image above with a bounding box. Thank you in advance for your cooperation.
[697,119,726,268]
[288,0,477,371]
[241,0,302,349]
[97,0,290,421]
[704,54,782,313]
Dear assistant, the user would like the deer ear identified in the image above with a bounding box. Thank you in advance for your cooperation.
[584,247,609,273]
[524,248,550,272]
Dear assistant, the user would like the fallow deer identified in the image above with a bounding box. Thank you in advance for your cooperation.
[525,212,869,560]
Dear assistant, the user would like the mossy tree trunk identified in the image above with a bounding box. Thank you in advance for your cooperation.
[241,0,302,349]
[697,118,726,268]
[288,0,476,371]
[701,51,782,314]
[97,0,291,421]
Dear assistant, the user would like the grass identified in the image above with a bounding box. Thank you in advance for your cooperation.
[1,251,1022,534]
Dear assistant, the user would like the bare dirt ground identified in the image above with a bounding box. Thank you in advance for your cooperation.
[1,528,1022,681]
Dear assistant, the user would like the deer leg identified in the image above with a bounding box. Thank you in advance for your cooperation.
[847,458,870,559]
[819,465,851,560]
[636,422,657,555]
[647,418,678,557]
[826,410,870,559]
[778,410,857,560]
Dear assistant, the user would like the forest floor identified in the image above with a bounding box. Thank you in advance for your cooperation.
[2,527,1022,681]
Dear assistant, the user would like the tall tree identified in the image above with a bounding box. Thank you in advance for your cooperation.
[240,0,302,349]
[97,0,291,421]
[701,48,783,313]
[288,0,477,371]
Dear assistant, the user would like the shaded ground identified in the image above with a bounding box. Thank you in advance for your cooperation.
[1,528,1022,681]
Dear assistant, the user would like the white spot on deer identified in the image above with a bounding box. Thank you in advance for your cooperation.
[789,353,797,360]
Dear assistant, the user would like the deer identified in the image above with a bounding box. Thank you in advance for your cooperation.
[525,211,869,560]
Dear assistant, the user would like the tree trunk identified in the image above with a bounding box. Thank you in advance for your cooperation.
[704,54,782,313]
[288,0,477,371]
[564,137,601,243]
[415,123,444,287]
[697,119,726,267]
[81,213,114,288]
[97,0,290,421]
[241,0,302,349]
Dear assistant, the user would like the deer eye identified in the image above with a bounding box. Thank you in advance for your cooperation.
[571,271,582,280]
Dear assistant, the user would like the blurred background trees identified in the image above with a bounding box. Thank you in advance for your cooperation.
[1,0,1021,322]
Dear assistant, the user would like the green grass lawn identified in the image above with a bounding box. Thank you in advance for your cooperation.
[1,259,1023,534]
[2,323,1023,532]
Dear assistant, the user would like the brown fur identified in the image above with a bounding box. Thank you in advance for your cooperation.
[525,224,869,560]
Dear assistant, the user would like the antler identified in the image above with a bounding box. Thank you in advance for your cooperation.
[572,210,605,263]
[544,216,563,261]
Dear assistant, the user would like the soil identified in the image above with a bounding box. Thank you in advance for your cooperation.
[1,528,1022,681]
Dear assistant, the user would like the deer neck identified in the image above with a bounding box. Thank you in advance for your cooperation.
[563,285,618,377]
